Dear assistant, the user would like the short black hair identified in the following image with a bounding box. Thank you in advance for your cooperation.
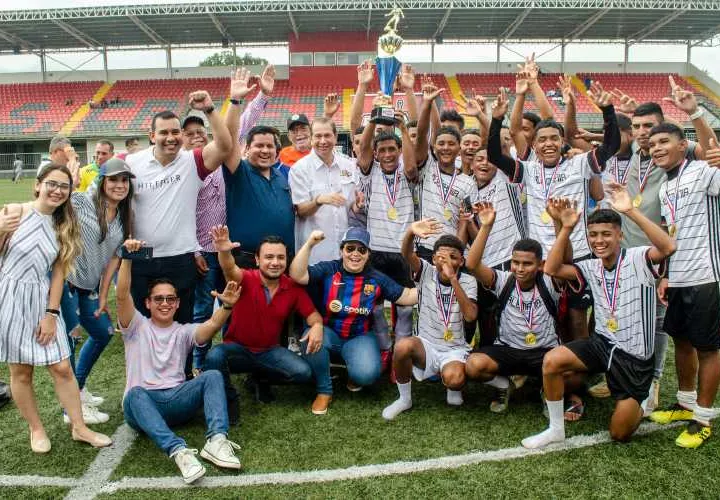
[373,130,401,150]
[256,235,287,256]
[588,209,622,228]
[440,109,465,129]
[247,125,280,146]
[634,102,664,122]
[125,137,140,147]
[512,239,543,260]
[407,120,418,129]
[434,126,462,144]
[151,110,179,132]
[650,122,686,140]
[534,119,565,137]
[616,113,632,131]
[147,278,177,298]
[433,234,465,255]
[354,125,365,136]
[461,128,482,139]
[522,112,541,127]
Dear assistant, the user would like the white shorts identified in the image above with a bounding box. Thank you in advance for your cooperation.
[412,337,469,381]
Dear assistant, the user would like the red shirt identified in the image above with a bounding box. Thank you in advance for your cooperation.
[224,270,316,352]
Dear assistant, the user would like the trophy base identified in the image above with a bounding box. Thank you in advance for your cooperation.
[370,106,397,125]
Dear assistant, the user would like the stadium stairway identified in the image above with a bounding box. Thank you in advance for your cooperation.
[59,82,113,136]
[684,76,720,108]
[342,88,354,131]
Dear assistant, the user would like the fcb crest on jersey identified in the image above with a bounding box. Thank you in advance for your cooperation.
[363,284,375,296]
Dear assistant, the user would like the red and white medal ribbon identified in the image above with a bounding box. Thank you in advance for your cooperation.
[434,162,458,210]
[600,250,624,320]
[435,272,456,334]
[383,168,401,208]
[515,280,537,333]
[663,159,689,226]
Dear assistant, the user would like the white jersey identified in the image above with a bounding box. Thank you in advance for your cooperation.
[415,260,477,352]
[658,160,720,287]
[418,153,475,250]
[600,154,632,209]
[574,247,660,360]
[511,152,599,258]
[365,162,415,253]
[492,270,560,350]
[470,173,526,267]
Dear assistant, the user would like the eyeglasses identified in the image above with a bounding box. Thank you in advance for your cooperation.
[43,180,71,192]
[150,295,178,305]
[344,244,368,255]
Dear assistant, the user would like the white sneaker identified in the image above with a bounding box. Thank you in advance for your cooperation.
[80,388,104,407]
[200,435,242,470]
[63,404,110,425]
[172,448,206,484]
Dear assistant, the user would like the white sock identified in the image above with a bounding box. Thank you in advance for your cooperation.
[677,390,697,410]
[693,405,714,426]
[521,399,565,449]
[484,376,510,390]
[209,433,225,443]
[382,382,412,420]
[446,389,463,406]
[397,381,412,402]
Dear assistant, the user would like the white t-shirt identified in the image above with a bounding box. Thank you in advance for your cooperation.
[290,150,358,265]
[414,260,477,352]
[658,160,720,287]
[126,146,209,257]
[365,162,415,253]
[600,154,632,209]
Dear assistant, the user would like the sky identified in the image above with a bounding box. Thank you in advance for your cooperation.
[0,0,718,83]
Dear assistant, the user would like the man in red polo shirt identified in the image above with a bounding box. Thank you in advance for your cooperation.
[204,227,324,424]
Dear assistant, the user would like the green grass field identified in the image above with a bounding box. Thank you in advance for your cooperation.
[1,178,718,499]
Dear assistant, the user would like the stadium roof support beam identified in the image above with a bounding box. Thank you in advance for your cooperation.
[691,22,720,46]
[366,8,372,39]
[52,19,100,49]
[433,6,453,39]
[288,9,300,40]
[0,28,38,51]
[127,15,169,46]
[498,8,532,44]
[208,13,233,43]
[627,9,688,45]
[562,8,610,44]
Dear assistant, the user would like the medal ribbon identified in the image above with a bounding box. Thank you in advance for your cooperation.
[434,162,458,208]
[599,250,624,320]
[515,280,537,332]
[435,272,456,334]
[637,157,654,194]
[611,156,631,184]
[538,161,561,203]
[662,159,689,225]
[383,168,401,208]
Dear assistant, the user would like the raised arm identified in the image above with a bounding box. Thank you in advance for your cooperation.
[524,54,553,120]
[397,112,418,182]
[462,91,490,146]
[356,119,376,174]
[401,218,443,276]
[210,225,244,284]
[488,89,521,181]
[323,93,340,120]
[544,200,582,281]
[398,64,419,122]
[664,75,717,158]
[350,60,375,133]
[465,201,496,288]
[586,81,620,169]
[237,64,274,140]
[195,281,241,345]
[289,230,325,285]
[116,239,144,329]
[510,71,530,159]
[559,74,591,152]
[415,79,443,167]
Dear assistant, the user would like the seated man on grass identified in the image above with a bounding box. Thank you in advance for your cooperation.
[117,239,243,484]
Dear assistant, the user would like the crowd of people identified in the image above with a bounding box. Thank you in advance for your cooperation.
[1,58,720,483]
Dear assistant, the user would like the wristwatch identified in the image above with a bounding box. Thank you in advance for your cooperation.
[221,303,233,310]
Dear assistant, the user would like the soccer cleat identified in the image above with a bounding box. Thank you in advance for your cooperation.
[588,378,611,399]
[490,387,510,413]
[200,435,242,469]
[172,448,206,484]
[80,388,104,407]
[649,403,694,425]
[63,404,109,425]
[675,421,712,449]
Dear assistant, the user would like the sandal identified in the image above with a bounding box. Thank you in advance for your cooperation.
[564,394,585,422]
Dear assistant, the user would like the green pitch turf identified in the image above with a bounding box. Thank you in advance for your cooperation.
[0,178,36,204]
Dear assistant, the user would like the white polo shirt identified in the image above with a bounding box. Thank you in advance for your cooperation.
[126,146,209,258]
[290,149,358,265]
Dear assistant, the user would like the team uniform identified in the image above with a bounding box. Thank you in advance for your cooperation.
[412,260,477,380]
[567,247,661,403]
[480,270,561,377]
[599,154,632,209]
[659,160,720,350]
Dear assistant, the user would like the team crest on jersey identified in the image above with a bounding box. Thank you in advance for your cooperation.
[363,284,375,296]
[340,169,353,177]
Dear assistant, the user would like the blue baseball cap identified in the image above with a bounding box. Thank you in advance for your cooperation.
[340,227,371,250]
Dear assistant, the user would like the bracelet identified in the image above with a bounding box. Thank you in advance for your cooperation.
[45,308,60,315]
[222,303,234,310]
[229,98,243,106]
[689,108,704,120]
[204,105,215,114]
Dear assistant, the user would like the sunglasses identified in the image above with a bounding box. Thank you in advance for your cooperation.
[344,244,368,255]
[150,295,178,305]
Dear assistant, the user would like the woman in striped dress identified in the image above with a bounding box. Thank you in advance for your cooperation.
[0,164,111,453]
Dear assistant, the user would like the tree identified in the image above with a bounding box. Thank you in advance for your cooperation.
[199,51,268,67]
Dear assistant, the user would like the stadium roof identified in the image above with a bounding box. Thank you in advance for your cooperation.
[0,1,719,54]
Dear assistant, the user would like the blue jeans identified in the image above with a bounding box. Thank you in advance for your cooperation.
[302,326,382,395]
[193,252,226,370]
[204,342,312,403]
[122,370,228,456]
[60,283,114,388]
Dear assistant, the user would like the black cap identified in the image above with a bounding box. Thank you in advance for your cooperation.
[287,113,310,130]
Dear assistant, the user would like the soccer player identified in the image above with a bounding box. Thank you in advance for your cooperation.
[647,123,720,448]
[521,187,676,449]
[382,222,478,420]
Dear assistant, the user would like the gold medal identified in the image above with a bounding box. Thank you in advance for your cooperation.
[443,207,452,221]
[632,194,643,208]
[540,210,552,224]
[329,299,342,313]
[443,329,453,342]
[525,332,537,346]
[668,224,677,238]
[606,317,618,333]
[387,207,398,220]
[520,191,527,204]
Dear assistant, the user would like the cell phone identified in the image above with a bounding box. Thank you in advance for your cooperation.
[121,246,153,260]
[462,196,473,213]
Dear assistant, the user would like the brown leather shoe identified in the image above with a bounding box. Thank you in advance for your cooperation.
[311,394,332,415]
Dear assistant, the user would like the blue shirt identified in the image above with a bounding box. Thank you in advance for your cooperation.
[223,160,295,254]
[275,162,291,181]
[307,260,404,338]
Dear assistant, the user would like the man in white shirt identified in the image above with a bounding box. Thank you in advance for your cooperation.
[290,117,360,265]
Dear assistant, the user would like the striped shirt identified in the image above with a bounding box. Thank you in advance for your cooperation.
[418,153,475,251]
[574,247,660,360]
[600,154,632,209]
[195,92,268,253]
[659,160,720,287]
[365,162,416,252]
[470,172,525,267]
[68,192,124,291]
[492,270,560,350]
[415,260,477,352]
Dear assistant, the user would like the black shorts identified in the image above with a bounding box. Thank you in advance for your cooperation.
[664,282,720,351]
[566,335,654,404]
[479,344,550,377]
[567,254,593,310]
[370,251,415,289]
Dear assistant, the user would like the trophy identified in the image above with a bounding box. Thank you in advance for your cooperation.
[371,7,404,125]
